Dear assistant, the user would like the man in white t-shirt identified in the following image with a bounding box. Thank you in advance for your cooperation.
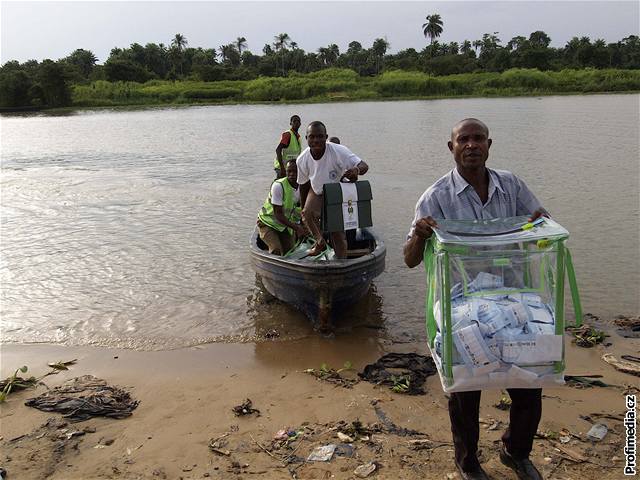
[297,121,369,258]
[257,160,306,255]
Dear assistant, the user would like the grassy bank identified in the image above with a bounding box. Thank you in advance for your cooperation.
[72,68,640,107]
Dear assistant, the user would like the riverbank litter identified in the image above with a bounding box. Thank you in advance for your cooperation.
[303,361,358,388]
[601,353,640,376]
[565,375,610,388]
[307,444,336,461]
[231,398,260,416]
[1,417,96,478]
[25,375,138,422]
[1,324,635,479]
[586,423,608,441]
[613,314,640,338]
[493,391,512,410]
[0,359,77,403]
[359,353,437,395]
[354,461,377,477]
[567,325,607,347]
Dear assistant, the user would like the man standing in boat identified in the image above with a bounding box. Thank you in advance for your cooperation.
[404,118,546,480]
[257,159,306,256]
[274,115,302,179]
[297,121,368,259]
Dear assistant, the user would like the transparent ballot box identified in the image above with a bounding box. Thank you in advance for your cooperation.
[423,216,582,393]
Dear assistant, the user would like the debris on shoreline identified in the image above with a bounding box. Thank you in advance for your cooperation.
[359,353,437,395]
[1,417,96,478]
[614,314,640,338]
[602,353,640,377]
[232,398,260,416]
[25,375,139,422]
[0,360,77,403]
[567,325,607,348]
[493,391,512,411]
[303,361,358,388]
[565,375,610,388]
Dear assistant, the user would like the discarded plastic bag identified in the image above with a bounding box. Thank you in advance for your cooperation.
[586,423,608,441]
[307,444,336,462]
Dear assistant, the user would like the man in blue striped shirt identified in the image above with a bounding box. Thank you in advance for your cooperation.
[404,119,546,480]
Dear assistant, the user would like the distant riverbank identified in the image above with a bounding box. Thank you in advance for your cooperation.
[69,68,640,109]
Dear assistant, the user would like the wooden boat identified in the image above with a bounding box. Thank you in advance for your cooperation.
[250,227,386,330]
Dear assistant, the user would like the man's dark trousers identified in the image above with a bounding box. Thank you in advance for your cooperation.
[448,388,542,471]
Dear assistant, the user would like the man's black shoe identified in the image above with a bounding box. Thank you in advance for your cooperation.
[455,462,490,480]
[499,447,543,480]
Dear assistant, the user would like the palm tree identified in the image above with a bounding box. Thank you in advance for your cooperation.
[218,45,226,63]
[273,32,291,76]
[219,44,238,64]
[480,32,501,53]
[372,37,389,74]
[169,34,187,77]
[171,33,187,52]
[422,14,444,45]
[461,40,473,55]
[236,37,248,55]
[273,32,291,51]
[317,47,330,66]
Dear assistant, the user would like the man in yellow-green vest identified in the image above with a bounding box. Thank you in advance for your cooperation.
[274,115,302,178]
[258,159,306,255]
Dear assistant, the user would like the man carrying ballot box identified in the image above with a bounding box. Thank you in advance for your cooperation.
[404,118,548,480]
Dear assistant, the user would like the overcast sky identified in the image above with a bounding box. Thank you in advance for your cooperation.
[1,1,638,64]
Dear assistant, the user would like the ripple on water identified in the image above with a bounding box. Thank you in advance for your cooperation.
[1,97,639,350]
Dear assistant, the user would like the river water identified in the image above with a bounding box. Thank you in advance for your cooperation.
[1,95,638,350]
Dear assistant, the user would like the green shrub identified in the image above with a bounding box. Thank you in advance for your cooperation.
[70,68,640,108]
[306,68,359,82]
[243,77,288,101]
[495,69,557,89]
[182,87,242,99]
[158,91,179,101]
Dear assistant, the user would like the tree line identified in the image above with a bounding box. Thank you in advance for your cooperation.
[1,14,639,108]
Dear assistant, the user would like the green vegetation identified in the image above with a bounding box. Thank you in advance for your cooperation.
[70,68,640,107]
[0,360,76,402]
[1,20,639,109]
[567,324,607,347]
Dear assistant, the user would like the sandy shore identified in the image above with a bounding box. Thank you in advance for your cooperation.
[1,330,638,480]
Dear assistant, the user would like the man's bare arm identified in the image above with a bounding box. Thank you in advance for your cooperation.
[275,144,285,177]
[274,205,306,236]
[299,181,311,210]
[403,216,438,268]
[343,161,369,182]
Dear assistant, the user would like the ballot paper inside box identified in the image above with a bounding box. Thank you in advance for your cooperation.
[423,216,583,393]
[322,181,373,233]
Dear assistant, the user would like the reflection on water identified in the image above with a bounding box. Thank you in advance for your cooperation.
[1,96,638,350]
[247,275,386,340]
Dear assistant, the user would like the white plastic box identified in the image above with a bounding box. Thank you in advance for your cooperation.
[424,216,582,393]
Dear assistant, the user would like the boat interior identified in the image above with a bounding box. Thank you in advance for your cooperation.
[256,228,377,260]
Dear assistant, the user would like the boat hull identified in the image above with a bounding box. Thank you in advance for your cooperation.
[250,228,386,329]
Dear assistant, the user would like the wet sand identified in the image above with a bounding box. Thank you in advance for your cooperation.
[1,329,638,480]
